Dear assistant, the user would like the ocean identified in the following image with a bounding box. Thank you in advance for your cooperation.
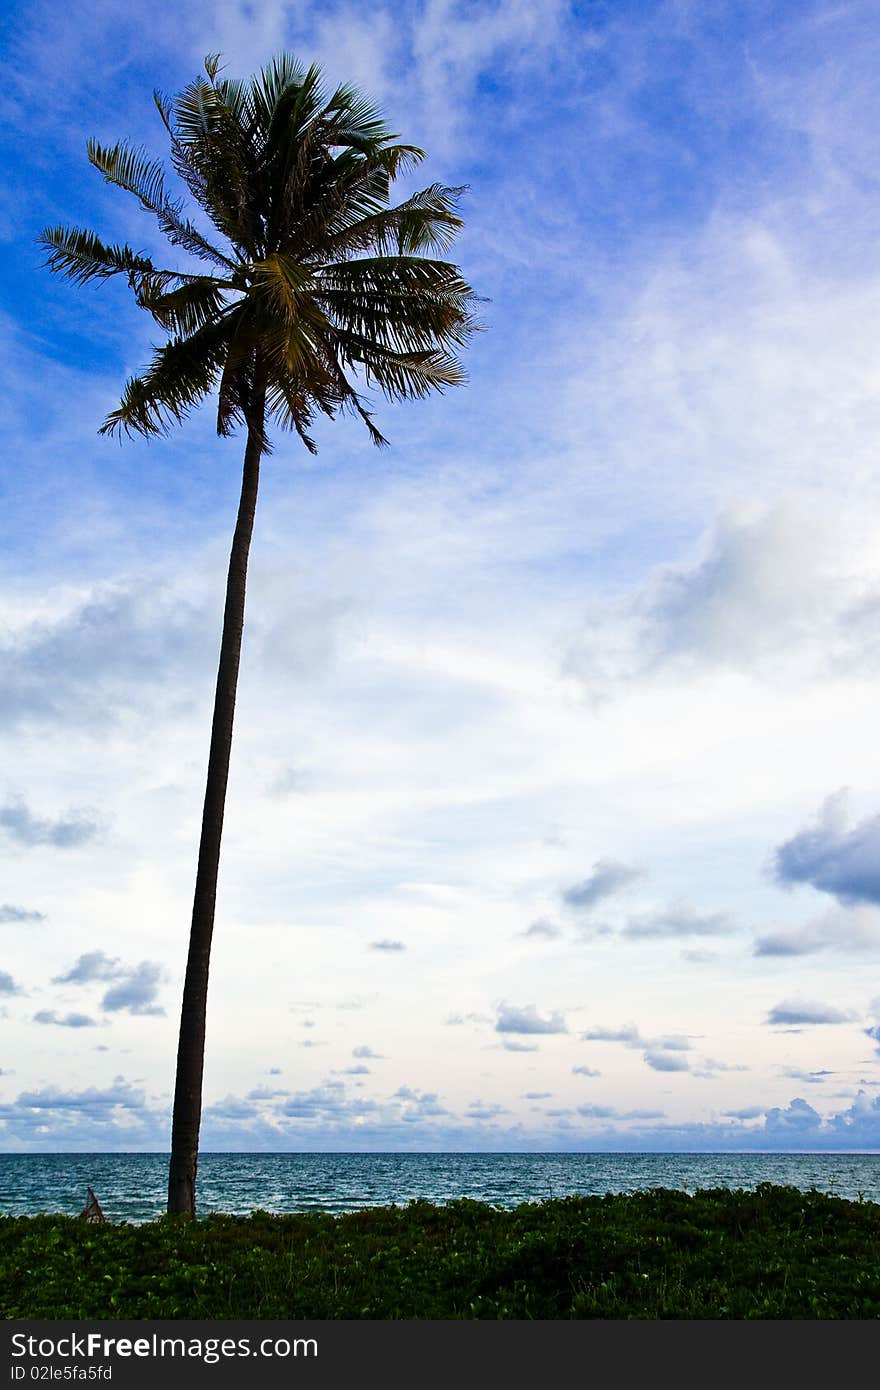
[2,1151,879,1222]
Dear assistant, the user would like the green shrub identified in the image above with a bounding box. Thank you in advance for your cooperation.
[2,1185,878,1319]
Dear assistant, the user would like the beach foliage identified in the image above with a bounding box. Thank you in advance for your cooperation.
[3,1185,879,1318]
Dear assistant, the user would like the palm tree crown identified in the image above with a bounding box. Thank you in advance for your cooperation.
[41,52,477,450]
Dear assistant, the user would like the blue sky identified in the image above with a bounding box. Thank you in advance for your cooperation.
[3,0,880,1152]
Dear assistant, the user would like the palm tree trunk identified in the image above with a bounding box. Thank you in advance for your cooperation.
[167,406,264,1216]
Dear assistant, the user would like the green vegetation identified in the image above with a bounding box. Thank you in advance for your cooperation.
[3,1185,879,1318]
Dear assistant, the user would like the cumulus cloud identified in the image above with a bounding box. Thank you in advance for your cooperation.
[764,1097,823,1135]
[0,797,101,848]
[772,791,880,907]
[14,1081,146,1112]
[500,1039,539,1052]
[101,962,165,1016]
[781,1067,835,1084]
[521,918,562,939]
[394,1086,449,1120]
[0,971,22,996]
[636,508,836,670]
[203,1096,260,1121]
[50,953,165,1015]
[0,903,45,923]
[466,1100,508,1122]
[753,905,880,956]
[1,1081,157,1148]
[495,1002,567,1034]
[279,1082,379,1122]
[0,581,214,731]
[4,1068,880,1153]
[644,1049,691,1073]
[33,1009,97,1028]
[352,1045,385,1059]
[765,999,859,1026]
[572,1065,601,1077]
[565,506,880,697]
[577,1103,666,1120]
[581,1022,695,1074]
[691,1058,750,1079]
[557,1093,880,1151]
[53,951,124,984]
[580,1023,691,1050]
[561,860,644,912]
[621,899,735,940]
[580,1024,643,1046]
[368,939,406,951]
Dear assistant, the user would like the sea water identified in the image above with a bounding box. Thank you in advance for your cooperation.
[1,1151,878,1222]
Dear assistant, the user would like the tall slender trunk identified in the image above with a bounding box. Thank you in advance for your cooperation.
[167,403,265,1217]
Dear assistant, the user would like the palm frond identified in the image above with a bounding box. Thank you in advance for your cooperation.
[250,254,335,378]
[250,55,318,140]
[265,375,320,452]
[321,81,393,151]
[88,139,238,271]
[318,256,478,357]
[137,277,234,335]
[337,336,469,399]
[169,69,261,254]
[153,89,210,207]
[324,183,466,259]
[100,315,235,438]
[38,225,160,287]
[371,142,426,178]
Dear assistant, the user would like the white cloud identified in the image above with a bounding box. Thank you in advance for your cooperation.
[53,952,124,984]
[754,905,880,956]
[0,797,102,848]
[765,999,860,1026]
[561,859,644,912]
[566,505,880,696]
[521,918,562,940]
[0,904,44,923]
[101,963,166,1017]
[621,899,736,940]
[772,791,880,907]
[33,1010,97,1028]
[643,1049,691,1073]
[495,1002,568,1035]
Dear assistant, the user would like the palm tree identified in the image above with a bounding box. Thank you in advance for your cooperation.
[40,53,477,1216]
